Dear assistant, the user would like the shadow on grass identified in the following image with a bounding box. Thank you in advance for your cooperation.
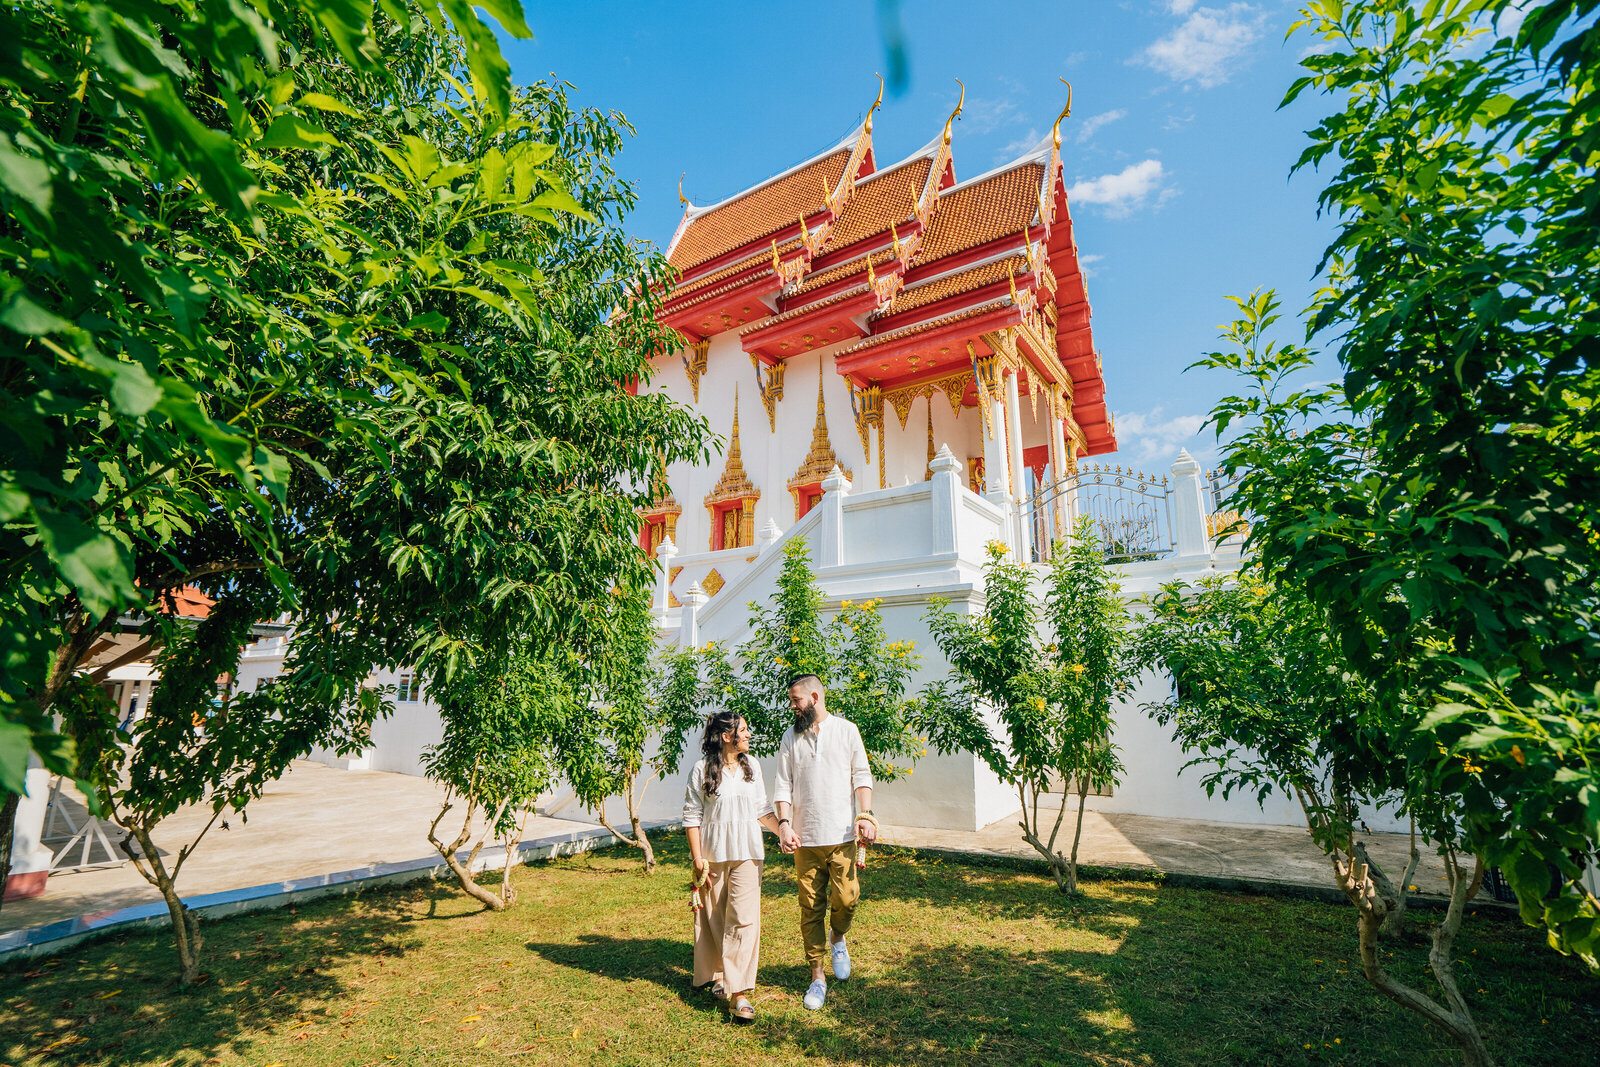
[0,885,431,1066]
[525,934,703,1007]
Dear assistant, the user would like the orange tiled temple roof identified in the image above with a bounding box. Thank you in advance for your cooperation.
[824,155,933,251]
[879,253,1027,319]
[915,163,1044,264]
[668,150,852,273]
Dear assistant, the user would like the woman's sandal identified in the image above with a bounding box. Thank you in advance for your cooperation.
[709,982,730,1012]
[729,993,756,1025]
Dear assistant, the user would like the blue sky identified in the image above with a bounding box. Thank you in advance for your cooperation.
[513,1,1340,473]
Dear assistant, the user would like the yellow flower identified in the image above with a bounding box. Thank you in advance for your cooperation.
[841,599,854,608]
[858,671,867,679]
[1072,664,1086,674]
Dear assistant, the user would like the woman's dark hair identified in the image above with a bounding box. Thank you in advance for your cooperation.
[700,711,754,797]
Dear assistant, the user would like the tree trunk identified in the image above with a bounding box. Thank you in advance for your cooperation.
[1065,782,1092,894]
[596,783,657,873]
[0,790,18,918]
[633,815,655,872]
[127,825,204,985]
[427,801,508,911]
[1328,833,1494,1066]
[1018,782,1077,894]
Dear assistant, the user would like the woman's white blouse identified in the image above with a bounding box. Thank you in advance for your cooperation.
[682,757,774,864]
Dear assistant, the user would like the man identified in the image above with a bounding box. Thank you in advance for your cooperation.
[773,673,878,1011]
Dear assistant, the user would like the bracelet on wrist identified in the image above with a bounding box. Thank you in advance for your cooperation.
[777,818,791,826]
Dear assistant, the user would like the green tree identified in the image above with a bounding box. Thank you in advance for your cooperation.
[914,523,1129,894]
[1133,568,1505,1066]
[1,0,709,954]
[1232,0,1600,966]
[0,0,538,811]
[565,592,705,872]
[698,538,921,778]
[423,647,574,911]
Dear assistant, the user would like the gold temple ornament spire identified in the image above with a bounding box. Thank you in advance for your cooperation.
[865,73,884,134]
[1051,79,1073,148]
[678,172,689,208]
[942,79,965,145]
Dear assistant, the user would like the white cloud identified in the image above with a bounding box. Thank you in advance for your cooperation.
[1077,253,1103,279]
[963,95,1021,134]
[1140,4,1267,88]
[1074,108,1127,143]
[1105,407,1215,469]
[999,127,1041,161]
[1066,159,1173,217]
[1166,0,1198,12]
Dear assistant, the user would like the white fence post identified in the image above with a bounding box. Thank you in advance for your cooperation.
[928,444,963,556]
[654,536,677,623]
[678,581,707,648]
[1171,448,1213,561]
[817,464,851,569]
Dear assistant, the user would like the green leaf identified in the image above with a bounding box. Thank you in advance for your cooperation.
[0,291,71,335]
[530,187,595,222]
[258,115,339,151]
[0,133,52,215]
[407,310,450,332]
[0,718,35,795]
[85,353,163,417]
[297,92,362,117]
[31,505,136,619]
[474,0,532,38]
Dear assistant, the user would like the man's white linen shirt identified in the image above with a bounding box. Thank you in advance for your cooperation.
[681,757,774,864]
[772,715,875,847]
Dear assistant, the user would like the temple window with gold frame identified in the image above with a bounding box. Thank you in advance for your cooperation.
[703,392,761,552]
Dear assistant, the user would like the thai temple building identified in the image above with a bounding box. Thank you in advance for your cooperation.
[621,93,1299,834]
[638,90,1116,580]
[34,93,1311,855]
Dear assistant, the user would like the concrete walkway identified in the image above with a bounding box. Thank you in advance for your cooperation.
[4,762,1475,950]
[878,799,1460,903]
[2,761,605,935]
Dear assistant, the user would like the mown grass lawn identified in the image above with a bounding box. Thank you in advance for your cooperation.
[1,835,1595,1066]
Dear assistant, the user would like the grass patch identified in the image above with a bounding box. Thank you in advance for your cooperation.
[1,834,1594,1065]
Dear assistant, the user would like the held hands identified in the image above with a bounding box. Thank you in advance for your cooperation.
[778,823,799,853]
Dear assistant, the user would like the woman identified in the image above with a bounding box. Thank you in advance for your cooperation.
[683,711,781,1024]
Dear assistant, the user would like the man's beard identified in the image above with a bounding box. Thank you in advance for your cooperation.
[793,699,817,734]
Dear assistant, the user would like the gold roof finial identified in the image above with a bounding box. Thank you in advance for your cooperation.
[678,172,688,208]
[798,215,810,254]
[942,79,965,146]
[771,237,782,274]
[1008,264,1019,304]
[1051,78,1073,149]
[865,72,884,135]
[867,253,877,287]
[890,222,902,259]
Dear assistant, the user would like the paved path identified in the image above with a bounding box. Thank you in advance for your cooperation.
[2,761,603,935]
[5,762,1470,944]
[878,800,1459,902]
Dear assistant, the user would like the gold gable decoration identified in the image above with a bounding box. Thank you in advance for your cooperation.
[704,389,760,549]
[749,355,786,432]
[787,365,853,516]
[684,339,709,402]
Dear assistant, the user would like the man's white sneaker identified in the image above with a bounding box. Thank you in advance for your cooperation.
[803,978,827,1010]
[830,938,852,980]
